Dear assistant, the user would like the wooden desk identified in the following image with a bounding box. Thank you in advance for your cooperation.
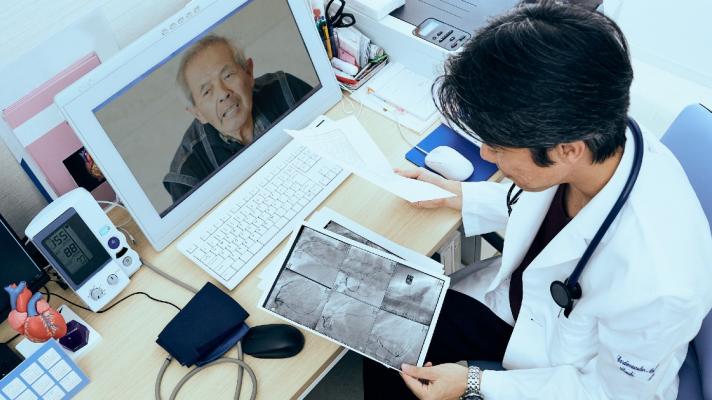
[2,100,466,399]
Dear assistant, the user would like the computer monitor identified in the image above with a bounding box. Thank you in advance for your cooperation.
[0,214,49,321]
[55,0,341,250]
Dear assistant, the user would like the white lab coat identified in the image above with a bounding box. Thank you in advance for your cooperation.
[451,128,712,399]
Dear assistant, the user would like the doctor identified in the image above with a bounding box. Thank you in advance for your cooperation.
[362,2,712,400]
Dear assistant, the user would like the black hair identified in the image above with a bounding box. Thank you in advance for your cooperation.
[436,1,633,166]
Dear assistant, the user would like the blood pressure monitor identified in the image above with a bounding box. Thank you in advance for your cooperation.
[26,188,140,311]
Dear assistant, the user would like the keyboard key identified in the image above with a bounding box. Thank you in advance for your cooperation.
[221,267,237,280]
[259,227,280,244]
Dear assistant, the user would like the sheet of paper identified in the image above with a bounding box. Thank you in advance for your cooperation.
[258,208,444,289]
[286,116,454,203]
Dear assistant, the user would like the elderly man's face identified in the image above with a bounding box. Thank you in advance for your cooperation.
[185,42,255,141]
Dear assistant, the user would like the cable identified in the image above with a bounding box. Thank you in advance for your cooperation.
[141,258,199,294]
[155,343,257,400]
[40,290,182,313]
[97,200,132,228]
[43,285,51,303]
[117,226,136,245]
[393,110,429,154]
[340,90,365,117]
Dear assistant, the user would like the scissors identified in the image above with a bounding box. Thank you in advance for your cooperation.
[326,0,356,28]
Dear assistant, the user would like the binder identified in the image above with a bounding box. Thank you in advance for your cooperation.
[405,124,498,182]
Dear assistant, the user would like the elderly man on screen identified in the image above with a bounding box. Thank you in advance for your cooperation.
[163,34,312,202]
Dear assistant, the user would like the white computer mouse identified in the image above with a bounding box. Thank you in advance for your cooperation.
[424,146,475,181]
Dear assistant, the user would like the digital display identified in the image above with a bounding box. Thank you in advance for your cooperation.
[40,211,111,287]
[43,224,93,275]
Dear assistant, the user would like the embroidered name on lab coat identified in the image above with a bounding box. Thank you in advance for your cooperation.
[616,355,657,382]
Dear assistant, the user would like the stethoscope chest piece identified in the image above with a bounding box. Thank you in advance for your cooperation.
[550,279,582,317]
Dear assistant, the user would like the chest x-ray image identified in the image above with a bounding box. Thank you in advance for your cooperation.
[261,225,448,370]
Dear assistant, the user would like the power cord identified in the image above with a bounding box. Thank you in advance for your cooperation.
[96,200,132,228]
[40,287,182,313]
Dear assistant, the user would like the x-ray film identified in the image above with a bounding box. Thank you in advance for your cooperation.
[260,224,449,370]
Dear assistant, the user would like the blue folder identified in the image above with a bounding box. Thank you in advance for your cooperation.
[405,124,498,182]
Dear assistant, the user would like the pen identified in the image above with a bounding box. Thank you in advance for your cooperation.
[323,22,333,59]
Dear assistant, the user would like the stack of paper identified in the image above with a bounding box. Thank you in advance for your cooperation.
[349,63,439,132]
[286,116,454,203]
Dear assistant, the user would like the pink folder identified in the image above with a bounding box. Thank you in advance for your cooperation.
[3,52,115,201]
[2,53,101,129]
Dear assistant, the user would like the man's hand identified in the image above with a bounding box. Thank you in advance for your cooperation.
[400,362,468,400]
[395,168,463,210]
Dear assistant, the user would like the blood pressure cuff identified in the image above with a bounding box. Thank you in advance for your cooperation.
[156,282,249,367]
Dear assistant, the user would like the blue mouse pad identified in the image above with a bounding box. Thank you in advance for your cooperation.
[405,124,498,182]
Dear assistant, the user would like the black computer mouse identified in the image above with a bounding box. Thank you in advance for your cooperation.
[242,324,305,359]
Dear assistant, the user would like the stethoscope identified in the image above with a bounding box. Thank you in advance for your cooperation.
[506,117,644,318]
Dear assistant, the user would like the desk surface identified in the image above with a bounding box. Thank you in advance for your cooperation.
[2,99,471,399]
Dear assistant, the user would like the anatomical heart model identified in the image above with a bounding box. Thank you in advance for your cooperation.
[5,281,67,342]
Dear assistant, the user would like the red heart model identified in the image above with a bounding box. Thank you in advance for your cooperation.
[4,282,67,343]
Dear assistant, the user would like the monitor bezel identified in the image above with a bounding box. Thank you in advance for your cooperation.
[55,0,342,250]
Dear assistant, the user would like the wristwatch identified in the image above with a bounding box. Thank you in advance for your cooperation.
[461,365,484,400]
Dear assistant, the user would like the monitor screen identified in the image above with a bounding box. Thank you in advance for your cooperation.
[93,0,320,216]
[0,216,49,321]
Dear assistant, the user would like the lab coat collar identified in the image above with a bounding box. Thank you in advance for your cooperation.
[486,128,637,290]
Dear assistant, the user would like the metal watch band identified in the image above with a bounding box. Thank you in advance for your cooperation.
[461,365,483,399]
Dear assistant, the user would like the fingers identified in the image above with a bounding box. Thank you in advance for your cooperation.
[394,167,424,179]
[402,364,437,380]
[400,371,427,399]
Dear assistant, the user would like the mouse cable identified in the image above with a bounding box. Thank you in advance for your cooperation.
[393,111,429,154]
[155,342,257,400]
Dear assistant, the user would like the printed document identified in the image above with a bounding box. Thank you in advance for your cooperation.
[286,116,454,203]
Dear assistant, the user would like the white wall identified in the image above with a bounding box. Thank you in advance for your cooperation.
[604,0,712,136]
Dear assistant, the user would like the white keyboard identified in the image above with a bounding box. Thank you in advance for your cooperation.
[178,140,349,290]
